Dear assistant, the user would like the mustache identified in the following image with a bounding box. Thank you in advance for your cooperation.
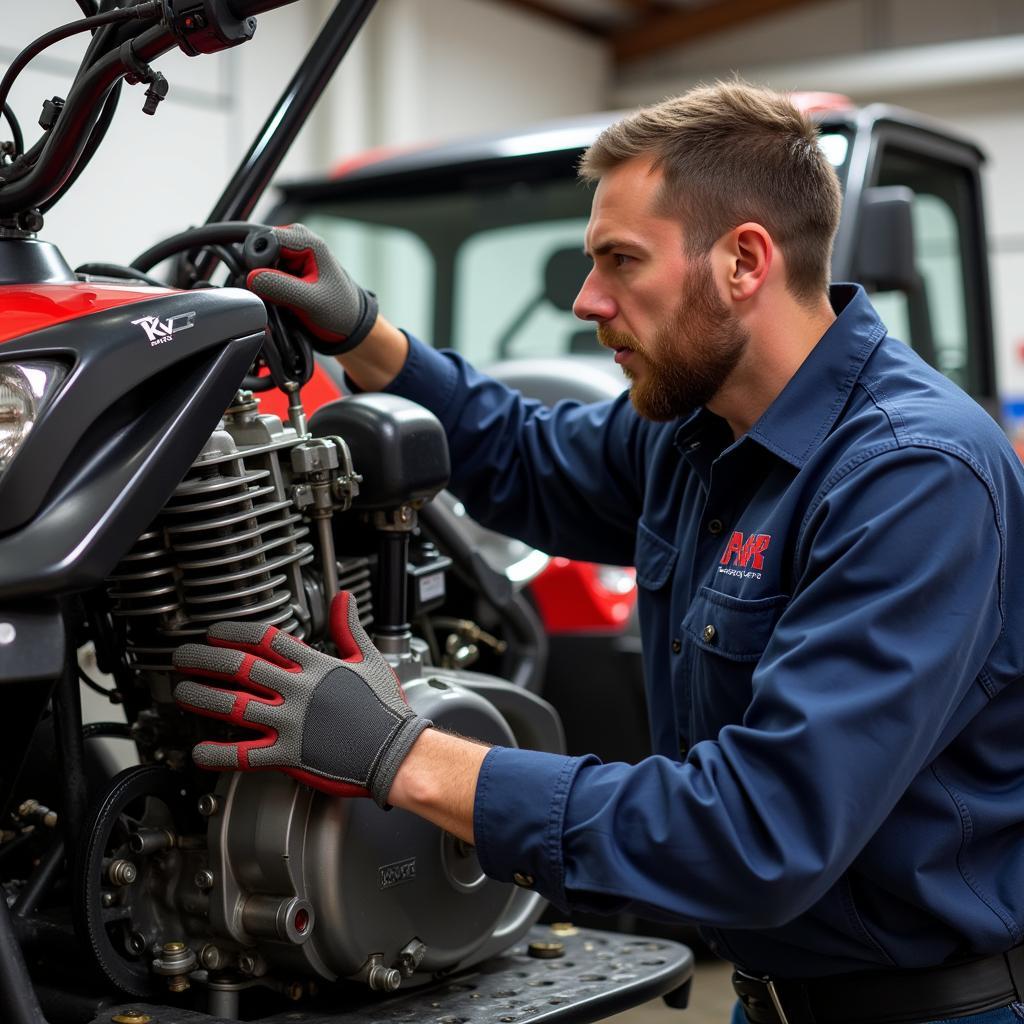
[596,324,640,352]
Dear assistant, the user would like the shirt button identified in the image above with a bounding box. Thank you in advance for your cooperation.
[708,518,723,535]
[702,624,717,643]
[671,638,682,654]
[513,872,535,889]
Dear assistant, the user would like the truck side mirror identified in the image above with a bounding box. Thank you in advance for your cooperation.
[544,247,591,312]
[853,185,919,293]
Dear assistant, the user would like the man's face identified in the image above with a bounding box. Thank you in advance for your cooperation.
[574,157,749,421]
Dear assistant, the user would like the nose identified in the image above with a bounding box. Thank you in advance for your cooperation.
[573,268,616,323]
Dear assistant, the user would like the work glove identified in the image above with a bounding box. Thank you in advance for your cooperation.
[172,591,431,806]
[246,223,379,356]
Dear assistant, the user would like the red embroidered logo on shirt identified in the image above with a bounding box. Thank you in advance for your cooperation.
[720,532,772,570]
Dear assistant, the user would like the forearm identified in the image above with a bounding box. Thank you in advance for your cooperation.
[335,315,409,391]
[386,728,490,845]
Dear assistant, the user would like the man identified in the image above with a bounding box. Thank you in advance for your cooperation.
[173,83,1024,1024]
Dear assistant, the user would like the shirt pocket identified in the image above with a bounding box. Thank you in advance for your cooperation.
[634,519,678,591]
[681,586,789,741]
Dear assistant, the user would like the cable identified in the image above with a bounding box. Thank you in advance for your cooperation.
[1,104,24,158]
[75,0,100,16]
[77,666,119,701]
[0,2,162,127]
[74,261,166,287]
[38,80,122,214]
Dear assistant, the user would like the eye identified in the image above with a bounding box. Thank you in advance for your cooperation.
[614,253,634,267]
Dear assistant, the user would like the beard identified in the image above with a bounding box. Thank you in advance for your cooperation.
[597,259,749,422]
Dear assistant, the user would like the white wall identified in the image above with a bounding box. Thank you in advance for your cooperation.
[1,0,608,269]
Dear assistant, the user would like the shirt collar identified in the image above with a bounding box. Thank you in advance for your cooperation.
[672,285,886,467]
[746,284,886,468]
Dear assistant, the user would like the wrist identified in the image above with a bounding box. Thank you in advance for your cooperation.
[337,315,409,391]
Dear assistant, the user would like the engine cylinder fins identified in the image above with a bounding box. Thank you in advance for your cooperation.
[106,427,324,668]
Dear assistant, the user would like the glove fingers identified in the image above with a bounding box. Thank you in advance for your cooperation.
[191,740,242,771]
[172,642,282,701]
[206,620,313,672]
[329,591,372,663]
[191,738,280,772]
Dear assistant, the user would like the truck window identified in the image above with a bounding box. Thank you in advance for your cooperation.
[869,147,976,391]
[452,218,591,365]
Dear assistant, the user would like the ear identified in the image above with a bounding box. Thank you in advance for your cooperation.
[717,222,773,303]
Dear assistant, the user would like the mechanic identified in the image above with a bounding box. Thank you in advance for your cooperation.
[173,83,1024,1024]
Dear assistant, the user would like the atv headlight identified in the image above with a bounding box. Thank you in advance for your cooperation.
[0,361,66,474]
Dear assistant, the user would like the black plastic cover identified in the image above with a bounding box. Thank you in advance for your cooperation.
[0,287,266,599]
[0,239,75,285]
[309,394,450,510]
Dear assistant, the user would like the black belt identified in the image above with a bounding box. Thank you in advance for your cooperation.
[732,946,1024,1024]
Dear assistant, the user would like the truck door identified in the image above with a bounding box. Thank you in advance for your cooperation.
[848,119,998,418]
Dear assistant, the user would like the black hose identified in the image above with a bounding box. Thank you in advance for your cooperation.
[132,221,268,273]
[53,658,87,858]
[82,722,131,740]
[12,837,65,919]
[74,261,165,288]
[0,2,162,122]
[2,103,24,157]
[38,80,122,215]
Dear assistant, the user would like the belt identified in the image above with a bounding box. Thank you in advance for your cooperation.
[732,945,1024,1024]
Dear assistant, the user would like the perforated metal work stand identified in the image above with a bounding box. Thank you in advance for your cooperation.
[91,925,695,1024]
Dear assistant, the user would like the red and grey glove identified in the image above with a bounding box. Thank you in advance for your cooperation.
[172,592,430,806]
[246,223,379,356]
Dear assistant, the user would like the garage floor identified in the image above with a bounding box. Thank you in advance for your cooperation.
[606,960,736,1024]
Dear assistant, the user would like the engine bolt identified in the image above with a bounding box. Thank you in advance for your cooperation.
[101,892,116,908]
[199,944,223,970]
[111,1013,151,1024]
[167,975,189,994]
[527,941,566,959]
[286,982,304,1001]
[367,964,402,992]
[127,933,147,955]
[197,794,221,817]
[194,869,214,891]
[108,859,137,886]
[238,953,257,976]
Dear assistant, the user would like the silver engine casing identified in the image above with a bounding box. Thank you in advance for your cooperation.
[101,395,564,996]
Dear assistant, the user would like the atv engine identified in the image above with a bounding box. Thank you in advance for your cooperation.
[79,391,561,1013]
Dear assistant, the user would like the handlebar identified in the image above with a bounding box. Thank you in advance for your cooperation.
[0,0,306,221]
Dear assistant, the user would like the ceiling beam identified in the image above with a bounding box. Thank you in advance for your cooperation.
[612,0,825,63]
[496,0,604,36]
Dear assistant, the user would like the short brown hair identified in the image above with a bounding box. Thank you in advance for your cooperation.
[579,81,842,304]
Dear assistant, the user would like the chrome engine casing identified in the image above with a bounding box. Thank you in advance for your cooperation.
[95,395,563,1000]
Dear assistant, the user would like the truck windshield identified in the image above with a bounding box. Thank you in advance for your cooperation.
[284,128,852,367]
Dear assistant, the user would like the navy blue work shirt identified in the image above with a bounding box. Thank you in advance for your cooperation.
[383,285,1024,978]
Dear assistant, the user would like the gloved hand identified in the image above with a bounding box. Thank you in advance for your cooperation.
[172,592,430,806]
[246,223,379,356]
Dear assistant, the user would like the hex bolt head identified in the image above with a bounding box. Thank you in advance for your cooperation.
[238,953,257,976]
[127,933,147,955]
[101,892,116,908]
[194,869,214,891]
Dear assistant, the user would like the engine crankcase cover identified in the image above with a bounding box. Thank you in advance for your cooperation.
[208,675,531,982]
